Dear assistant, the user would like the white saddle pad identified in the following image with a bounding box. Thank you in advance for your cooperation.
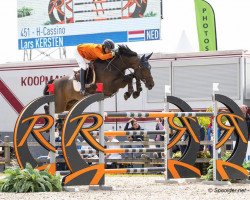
[73,80,81,92]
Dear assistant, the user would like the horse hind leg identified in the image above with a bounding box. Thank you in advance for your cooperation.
[55,91,67,113]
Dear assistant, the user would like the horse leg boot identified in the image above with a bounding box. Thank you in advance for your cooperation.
[80,68,86,94]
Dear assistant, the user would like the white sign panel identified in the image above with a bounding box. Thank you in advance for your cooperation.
[17,0,161,49]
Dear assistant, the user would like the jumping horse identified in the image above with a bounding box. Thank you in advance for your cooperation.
[44,45,155,113]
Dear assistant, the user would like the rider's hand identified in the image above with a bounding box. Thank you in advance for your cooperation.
[128,118,135,123]
[112,50,119,57]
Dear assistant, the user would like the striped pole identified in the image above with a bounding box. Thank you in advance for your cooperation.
[57,147,164,155]
[105,112,214,118]
[59,167,165,176]
[164,85,171,182]
[99,98,105,187]
[74,0,121,5]
[75,16,129,22]
[57,112,214,119]
[212,83,219,181]
[49,101,56,166]
[105,167,165,174]
[104,147,164,154]
[91,130,166,137]
[74,7,121,13]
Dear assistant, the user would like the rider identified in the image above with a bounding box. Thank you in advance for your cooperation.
[75,39,116,93]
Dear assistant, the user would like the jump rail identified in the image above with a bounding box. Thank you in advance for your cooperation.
[104,112,214,118]
[75,16,129,22]
[57,147,164,155]
[91,130,166,137]
[58,167,165,176]
[74,0,121,5]
[74,7,121,14]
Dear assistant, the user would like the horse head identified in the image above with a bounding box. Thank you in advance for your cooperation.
[134,53,155,90]
[116,45,155,90]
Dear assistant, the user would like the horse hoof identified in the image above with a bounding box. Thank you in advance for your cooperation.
[132,91,140,99]
[124,92,131,100]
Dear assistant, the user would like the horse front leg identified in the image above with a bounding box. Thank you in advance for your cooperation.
[132,77,142,99]
[124,78,134,100]
[123,74,134,100]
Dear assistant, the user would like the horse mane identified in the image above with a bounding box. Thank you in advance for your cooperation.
[94,44,138,64]
[118,45,138,57]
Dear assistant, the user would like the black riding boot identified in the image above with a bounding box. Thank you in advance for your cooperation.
[80,68,86,94]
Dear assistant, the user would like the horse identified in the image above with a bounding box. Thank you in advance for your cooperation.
[44,45,155,113]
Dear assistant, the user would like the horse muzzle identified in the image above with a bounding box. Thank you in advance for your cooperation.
[146,81,154,90]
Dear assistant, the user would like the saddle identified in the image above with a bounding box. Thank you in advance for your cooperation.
[74,63,96,88]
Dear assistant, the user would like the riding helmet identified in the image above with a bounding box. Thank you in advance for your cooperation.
[103,39,115,50]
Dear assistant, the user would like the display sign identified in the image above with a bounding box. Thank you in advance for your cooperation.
[17,0,161,49]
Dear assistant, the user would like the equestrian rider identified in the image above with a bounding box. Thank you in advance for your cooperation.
[75,39,115,93]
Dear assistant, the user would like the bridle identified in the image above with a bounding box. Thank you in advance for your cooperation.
[104,53,149,81]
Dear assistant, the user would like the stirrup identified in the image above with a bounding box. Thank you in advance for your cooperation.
[80,89,85,94]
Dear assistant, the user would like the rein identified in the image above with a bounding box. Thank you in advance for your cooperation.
[104,54,140,80]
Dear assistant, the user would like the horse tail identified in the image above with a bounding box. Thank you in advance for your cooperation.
[43,79,54,95]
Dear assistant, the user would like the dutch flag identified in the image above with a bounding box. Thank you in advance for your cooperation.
[127,30,145,42]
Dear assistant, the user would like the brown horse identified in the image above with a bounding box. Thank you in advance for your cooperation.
[44,45,154,113]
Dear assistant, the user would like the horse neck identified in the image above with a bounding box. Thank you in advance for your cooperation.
[114,54,139,71]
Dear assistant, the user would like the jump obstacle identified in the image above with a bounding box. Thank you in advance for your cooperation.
[13,83,250,188]
[49,0,148,24]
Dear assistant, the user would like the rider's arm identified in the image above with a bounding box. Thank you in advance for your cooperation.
[124,122,130,130]
[95,48,114,60]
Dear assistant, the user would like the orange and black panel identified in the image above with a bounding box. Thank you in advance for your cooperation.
[63,164,105,186]
[216,160,249,180]
[166,96,201,178]
[13,95,55,172]
[215,94,249,180]
[61,93,105,186]
[36,163,56,175]
[66,113,104,152]
[19,115,56,152]
[168,159,201,178]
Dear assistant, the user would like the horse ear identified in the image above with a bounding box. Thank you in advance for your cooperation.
[146,52,153,60]
[141,54,146,61]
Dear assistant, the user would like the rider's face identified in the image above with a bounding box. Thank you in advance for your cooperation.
[104,47,111,54]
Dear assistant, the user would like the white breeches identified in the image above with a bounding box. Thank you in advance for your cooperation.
[75,49,90,70]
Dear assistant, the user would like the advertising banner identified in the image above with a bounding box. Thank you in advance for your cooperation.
[194,0,217,51]
[17,0,161,49]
